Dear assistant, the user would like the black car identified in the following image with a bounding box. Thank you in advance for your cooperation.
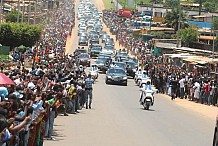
[89,46,102,57]
[105,67,127,86]
[115,51,128,61]
[125,61,137,78]
[78,36,88,46]
[96,56,109,71]
[104,45,114,51]
[77,53,91,66]
[105,38,114,46]
[102,34,110,43]
[89,34,99,44]
[213,115,218,146]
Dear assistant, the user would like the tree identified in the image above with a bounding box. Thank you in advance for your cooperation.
[164,8,187,31]
[164,0,179,8]
[212,16,218,30]
[179,27,198,47]
[5,10,22,22]
[203,1,216,12]
[0,23,42,48]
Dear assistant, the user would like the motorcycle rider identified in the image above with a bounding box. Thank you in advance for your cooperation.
[139,81,154,105]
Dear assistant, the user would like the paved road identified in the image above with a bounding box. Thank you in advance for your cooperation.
[45,0,215,145]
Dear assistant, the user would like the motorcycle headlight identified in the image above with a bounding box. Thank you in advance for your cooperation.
[123,77,127,80]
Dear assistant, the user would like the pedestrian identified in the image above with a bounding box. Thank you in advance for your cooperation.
[85,74,94,109]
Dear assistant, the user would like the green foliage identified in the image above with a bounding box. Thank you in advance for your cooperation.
[179,27,198,47]
[203,1,216,12]
[0,23,42,48]
[215,36,218,50]
[164,8,187,31]
[212,17,218,30]
[150,31,176,39]
[5,10,22,22]
[164,0,179,8]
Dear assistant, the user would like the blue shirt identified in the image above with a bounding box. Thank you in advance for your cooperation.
[85,78,93,89]
[0,87,8,99]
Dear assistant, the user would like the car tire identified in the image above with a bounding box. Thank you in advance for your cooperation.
[123,82,127,86]
[213,128,218,146]
[105,80,109,84]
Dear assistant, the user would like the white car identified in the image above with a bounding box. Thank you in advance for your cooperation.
[89,65,99,80]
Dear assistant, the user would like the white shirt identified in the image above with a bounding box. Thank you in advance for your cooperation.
[179,78,185,88]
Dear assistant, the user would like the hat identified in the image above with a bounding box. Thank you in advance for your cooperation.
[27,82,35,90]
[12,91,23,99]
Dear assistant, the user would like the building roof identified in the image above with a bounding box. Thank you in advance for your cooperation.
[199,35,214,40]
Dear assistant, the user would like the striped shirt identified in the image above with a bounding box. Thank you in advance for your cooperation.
[85,78,94,89]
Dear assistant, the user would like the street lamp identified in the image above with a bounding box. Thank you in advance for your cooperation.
[0,0,3,29]
[17,0,20,22]
[176,0,181,48]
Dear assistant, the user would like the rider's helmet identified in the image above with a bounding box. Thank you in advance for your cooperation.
[146,81,151,85]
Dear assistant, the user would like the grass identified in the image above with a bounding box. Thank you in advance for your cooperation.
[102,0,115,10]
[118,0,152,10]
[0,54,9,60]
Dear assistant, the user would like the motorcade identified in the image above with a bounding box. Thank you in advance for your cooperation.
[105,38,114,46]
[213,115,218,146]
[105,67,127,86]
[104,45,115,51]
[89,45,102,57]
[88,64,99,80]
[89,34,99,44]
[95,56,109,71]
[102,34,110,43]
[125,61,137,78]
[139,87,155,110]
[77,53,91,66]
[78,36,88,46]
[115,51,128,61]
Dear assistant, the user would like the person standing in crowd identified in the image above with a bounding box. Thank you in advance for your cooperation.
[85,74,94,109]
[179,76,185,99]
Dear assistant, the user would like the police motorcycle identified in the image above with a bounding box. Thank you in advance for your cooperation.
[139,81,157,110]
[88,64,99,81]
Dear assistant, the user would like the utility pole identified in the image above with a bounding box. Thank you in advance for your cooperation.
[34,0,37,25]
[116,0,118,11]
[212,15,215,59]
[0,0,3,29]
[176,0,181,48]
[21,1,24,23]
[28,1,31,25]
[17,0,20,22]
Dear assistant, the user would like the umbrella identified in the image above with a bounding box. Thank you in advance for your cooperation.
[0,73,15,85]
[17,45,27,52]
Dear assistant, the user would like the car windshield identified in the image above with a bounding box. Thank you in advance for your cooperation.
[91,47,102,51]
[78,54,89,58]
[142,73,148,78]
[108,68,125,74]
[105,45,114,50]
[117,52,127,56]
[126,62,136,68]
[96,57,107,63]
[113,62,126,68]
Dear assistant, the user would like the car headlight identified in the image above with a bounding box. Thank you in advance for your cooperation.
[107,76,112,78]
[123,77,127,80]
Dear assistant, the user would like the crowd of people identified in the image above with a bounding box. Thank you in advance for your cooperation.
[102,10,218,106]
[0,0,94,146]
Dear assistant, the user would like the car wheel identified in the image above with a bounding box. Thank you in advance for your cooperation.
[213,128,218,146]
[105,80,109,84]
[123,82,127,86]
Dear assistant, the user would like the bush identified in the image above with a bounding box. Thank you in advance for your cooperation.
[0,23,42,48]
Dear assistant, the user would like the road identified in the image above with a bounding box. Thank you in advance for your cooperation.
[45,0,216,145]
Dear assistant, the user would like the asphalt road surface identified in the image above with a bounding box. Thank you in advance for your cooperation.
[45,0,215,145]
